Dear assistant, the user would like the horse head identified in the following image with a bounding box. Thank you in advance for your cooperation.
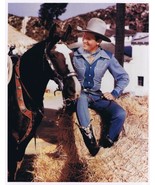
[45,24,81,102]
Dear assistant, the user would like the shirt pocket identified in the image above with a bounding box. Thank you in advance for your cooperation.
[73,60,85,69]
[94,62,108,79]
[73,60,85,81]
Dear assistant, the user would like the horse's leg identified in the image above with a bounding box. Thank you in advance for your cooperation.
[8,132,26,181]
[10,131,36,181]
[8,134,18,181]
[15,114,43,180]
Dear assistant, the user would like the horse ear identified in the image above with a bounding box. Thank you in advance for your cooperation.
[61,24,72,42]
[48,23,57,40]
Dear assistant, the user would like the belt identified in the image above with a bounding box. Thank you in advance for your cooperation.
[82,88,103,97]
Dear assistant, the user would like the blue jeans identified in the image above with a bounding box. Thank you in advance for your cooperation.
[76,92,126,141]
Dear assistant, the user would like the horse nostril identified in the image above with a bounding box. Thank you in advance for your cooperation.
[77,94,80,99]
[75,93,80,100]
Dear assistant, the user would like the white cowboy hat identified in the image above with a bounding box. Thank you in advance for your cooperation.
[77,18,111,42]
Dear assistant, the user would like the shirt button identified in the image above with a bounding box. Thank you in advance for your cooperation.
[90,67,92,69]
[88,82,90,84]
[89,74,91,76]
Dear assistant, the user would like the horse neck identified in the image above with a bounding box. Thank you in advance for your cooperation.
[20,42,50,105]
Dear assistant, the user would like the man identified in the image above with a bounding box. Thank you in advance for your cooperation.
[72,18,129,156]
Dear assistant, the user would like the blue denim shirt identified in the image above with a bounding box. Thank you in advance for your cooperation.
[73,47,129,98]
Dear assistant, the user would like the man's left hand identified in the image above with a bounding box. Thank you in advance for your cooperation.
[103,92,116,101]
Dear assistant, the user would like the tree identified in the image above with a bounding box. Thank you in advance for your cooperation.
[115,3,125,67]
[39,3,68,29]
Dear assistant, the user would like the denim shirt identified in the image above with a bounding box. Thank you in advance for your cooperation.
[73,47,129,98]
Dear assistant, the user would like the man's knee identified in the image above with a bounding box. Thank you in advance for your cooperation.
[117,108,126,122]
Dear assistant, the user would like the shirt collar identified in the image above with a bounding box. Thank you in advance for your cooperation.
[74,47,111,60]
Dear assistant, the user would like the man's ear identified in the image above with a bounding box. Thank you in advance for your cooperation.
[98,39,102,44]
[97,39,102,45]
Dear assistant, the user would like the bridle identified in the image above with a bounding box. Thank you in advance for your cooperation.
[44,44,78,106]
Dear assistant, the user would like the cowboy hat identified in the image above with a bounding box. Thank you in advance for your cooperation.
[77,18,111,42]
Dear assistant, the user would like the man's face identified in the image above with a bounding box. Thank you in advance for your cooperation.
[82,32,99,53]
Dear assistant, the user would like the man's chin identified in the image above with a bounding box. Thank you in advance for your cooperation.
[83,46,89,51]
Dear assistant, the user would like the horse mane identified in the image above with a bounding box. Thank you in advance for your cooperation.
[21,40,46,62]
[19,40,54,108]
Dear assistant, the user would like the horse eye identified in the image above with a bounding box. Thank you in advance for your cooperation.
[50,53,54,57]
[49,51,56,57]
[50,51,58,56]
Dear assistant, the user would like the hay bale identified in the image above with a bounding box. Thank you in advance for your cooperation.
[32,95,148,182]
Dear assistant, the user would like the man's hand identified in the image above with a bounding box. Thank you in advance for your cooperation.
[103,92,116,101]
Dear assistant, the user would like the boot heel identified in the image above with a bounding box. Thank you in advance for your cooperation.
[99,135,114,148]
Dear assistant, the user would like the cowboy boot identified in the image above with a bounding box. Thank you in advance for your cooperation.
[99,135,114,148]
[79,124,100,156]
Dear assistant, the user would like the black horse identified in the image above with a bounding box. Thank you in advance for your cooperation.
[8,24,81,181]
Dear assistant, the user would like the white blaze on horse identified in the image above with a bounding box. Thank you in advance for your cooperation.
[8,24,81,181]
[49,42,81,100]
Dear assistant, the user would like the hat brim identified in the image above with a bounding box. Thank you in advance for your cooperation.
[77,27,111,42]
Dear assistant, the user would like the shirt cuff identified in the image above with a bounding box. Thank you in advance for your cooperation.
[111,90,119,99]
